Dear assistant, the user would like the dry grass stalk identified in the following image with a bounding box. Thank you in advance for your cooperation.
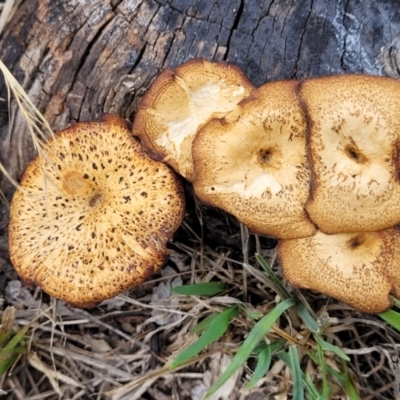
[0,59,54,203]
[0,0,18,34]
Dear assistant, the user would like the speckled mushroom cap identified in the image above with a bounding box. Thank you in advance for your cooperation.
[8,115,185,308]
[133,58,254,180]
[299,75,400,234]
[278,228,400,313]
[192,80,316,239]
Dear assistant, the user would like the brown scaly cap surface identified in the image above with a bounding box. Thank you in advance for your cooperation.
[192,80,316,239]
[299,74,400,234]
[278,228,400,313]
[8,115,185,308]
[133,58,254,180]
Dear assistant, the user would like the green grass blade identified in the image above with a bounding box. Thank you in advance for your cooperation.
[295,303,319,333]
[307,341,329,399]
[279,348,305,400]
[0,354,18,377]
[379,309,400,332]
[244,346,272,390]
[0,330,13,349]
[302,374,324,400]
[0,346,26,359]
[390,296,400,308]
[309,343,354,400]
[171,282,227,296]
[315,336,350,362]
[277,348,290,364]
[324,364,361,400]
[289,345,304,400]
[1,324,29,353]
[252,339,286,355]
[191,313,220,334]
[339,370,360,400]
[255,254,291,299]
[206,298,296,398]
[315,339,329,399]
[0,306,16,348]
[256,255,319,332]
[0,324,29,378]
[170,306,238,368]
[242,307,264,321]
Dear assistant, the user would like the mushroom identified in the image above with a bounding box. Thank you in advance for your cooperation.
[278,228,400,313]
[8,115,185,307]
[133,58,254,180]
[191,80,316,239]
[299,74,400,234]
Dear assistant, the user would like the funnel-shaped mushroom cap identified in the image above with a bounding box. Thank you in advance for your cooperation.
[192,80,316,239]
[278,228,400,313]
[299,75,400,234]
[8,115,185,307]
[133,58,254,180]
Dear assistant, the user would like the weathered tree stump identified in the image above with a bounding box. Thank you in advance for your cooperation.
[1,0,400,197]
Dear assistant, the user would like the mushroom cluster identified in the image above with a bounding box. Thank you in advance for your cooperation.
[9,59,400,313]
[134,64,400,313]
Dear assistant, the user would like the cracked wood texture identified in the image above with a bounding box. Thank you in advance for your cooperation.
[0,0,400,197]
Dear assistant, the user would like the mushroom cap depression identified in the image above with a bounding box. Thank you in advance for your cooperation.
[192,80,316,239]
[133,58,254,180]
[278,228,400,313]
[8,115,185,307]
[299,75,400,234]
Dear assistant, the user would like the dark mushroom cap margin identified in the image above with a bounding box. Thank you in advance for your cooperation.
[8,115,185,307]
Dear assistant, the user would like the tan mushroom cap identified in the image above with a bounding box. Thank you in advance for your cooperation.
[278,228,400,313]
[8,115,185,308]
[133,58,254,180]
[192,80,316,239]
[299,74,400,234]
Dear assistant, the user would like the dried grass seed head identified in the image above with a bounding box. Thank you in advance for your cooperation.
[133,58,254,180]
[192,80,316,239]
[299,74,400,234]
[278,228,400,313]
[8,115,185,307]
